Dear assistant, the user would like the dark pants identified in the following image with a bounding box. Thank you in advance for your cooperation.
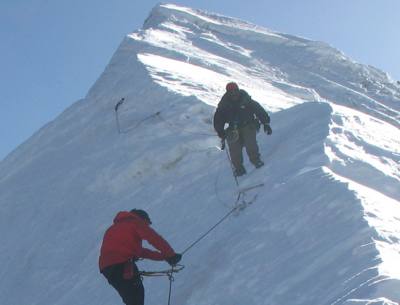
[101,262,144,305]
[227,124,261,170]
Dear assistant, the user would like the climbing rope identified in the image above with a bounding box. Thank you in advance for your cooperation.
[114,97,161,134]
[137,189,248,305]
[140,265,184,305]
[167,269,173,305]
[114,97,216,137]
[156,113,216,137]
[223,139,240,188]
[114,98,218,155]
[139,264,184,277]
[182,191,242,255]
[213,151,233,208]
[114,97,267,305]
[154,130,264,255]
[137,176,262,305]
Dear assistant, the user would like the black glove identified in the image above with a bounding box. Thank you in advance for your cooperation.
[220,138,226,150]
[165,253,182,266]
[264,124,272,135]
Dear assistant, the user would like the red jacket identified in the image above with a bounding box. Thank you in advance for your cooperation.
[99,211,176,271]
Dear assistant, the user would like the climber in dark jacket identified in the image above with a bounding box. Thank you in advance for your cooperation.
[213,82,272,176]
[99,209,182,305]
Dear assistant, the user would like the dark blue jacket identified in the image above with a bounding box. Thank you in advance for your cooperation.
[213,89,270,138]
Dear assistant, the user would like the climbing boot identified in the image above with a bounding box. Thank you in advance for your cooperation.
[254,160,264,168]
[234,165,247,177]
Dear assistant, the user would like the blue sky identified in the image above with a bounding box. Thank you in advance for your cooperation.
[1,0,399,161]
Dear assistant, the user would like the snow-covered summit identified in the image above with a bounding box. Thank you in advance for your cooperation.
[89,3,399,127]
[144,3,281,37]
[0,3,399,305]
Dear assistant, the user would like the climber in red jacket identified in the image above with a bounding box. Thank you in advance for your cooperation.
[99,209,182,305]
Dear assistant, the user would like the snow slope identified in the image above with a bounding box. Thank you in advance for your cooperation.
[0,3,399,305]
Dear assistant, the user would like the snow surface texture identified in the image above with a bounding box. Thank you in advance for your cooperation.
[1,3,399,305]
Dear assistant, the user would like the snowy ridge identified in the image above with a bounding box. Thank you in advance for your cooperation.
[0,3,399,305]
[144,4,283,38]
[123,3,399,125]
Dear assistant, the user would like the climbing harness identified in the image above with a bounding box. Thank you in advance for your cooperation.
[225,127,239,144]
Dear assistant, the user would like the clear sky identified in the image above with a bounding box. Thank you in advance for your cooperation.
[1,0,399,161]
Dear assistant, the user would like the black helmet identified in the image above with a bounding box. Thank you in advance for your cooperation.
[130,209,152,224]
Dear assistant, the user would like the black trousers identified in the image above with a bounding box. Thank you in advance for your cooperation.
[101,262,144,305]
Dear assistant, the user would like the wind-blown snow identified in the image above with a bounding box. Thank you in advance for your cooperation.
[0,3,399,305]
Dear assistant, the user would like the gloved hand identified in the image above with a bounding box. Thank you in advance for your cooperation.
[165,253,182,266]
[218,130,226,140]
[220,138,226,150]
[264,124,272,135]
